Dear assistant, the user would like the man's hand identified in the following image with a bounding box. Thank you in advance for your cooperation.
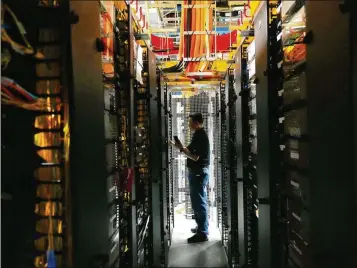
[181,147,189,154]
[169,140,183,150]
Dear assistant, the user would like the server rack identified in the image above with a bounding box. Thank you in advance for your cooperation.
[115,3,133,268]
[278,1,355,268]
[117,11,166,268]
[68,2,162,267]
[157,73,170,268]
[146,50,169,268]
[132,33,166,268]
[2,1,75,267]
[239,35,259,268]
[132,42,150,268]
[100,2,127,267]
[250,2,283,267]
[69,2,110,267]
[234,46,248,267]
[1,1,178,268]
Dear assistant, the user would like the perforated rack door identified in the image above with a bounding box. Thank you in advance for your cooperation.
[215,90,223,232]
[168,92,175,232]
[165,86,174,244]
[219,81,229,251]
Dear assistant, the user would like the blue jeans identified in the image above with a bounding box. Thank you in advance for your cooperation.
[188,168,209,235]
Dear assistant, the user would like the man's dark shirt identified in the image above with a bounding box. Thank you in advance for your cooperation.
[187,128,210,172]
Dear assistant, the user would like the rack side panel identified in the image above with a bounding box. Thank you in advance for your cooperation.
[69,2,109,266]
[149,49,165,268]
[352,5,357,266]
[254,3,272,268]
[305,2,354,266]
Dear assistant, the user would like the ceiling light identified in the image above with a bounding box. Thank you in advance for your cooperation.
[185,72,216,77]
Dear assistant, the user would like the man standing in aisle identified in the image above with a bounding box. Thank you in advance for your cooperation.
[170,113,210,243]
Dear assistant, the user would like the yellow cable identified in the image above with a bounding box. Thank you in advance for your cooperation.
[205,0,209,58]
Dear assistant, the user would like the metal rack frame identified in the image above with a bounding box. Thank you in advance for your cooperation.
[238,37,259,268]
[219,81,230,251]
[165,85,175,245]
[227,68,240,268]
[215,89,223,232]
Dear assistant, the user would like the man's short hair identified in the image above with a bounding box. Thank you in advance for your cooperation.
[189,113,204,124]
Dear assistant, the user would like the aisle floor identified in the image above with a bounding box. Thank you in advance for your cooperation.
[168,215,229,268]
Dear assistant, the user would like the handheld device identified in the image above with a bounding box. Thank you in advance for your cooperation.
[173,136,182,146]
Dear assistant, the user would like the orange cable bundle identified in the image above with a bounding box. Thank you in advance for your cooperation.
[187,0,196,73]
[101,12,114,58]
[197,4,204,72]
[200,0,209,72]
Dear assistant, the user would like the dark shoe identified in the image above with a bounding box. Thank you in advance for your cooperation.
[191,226,198,233]
[187,233,208,244]
[191,226,210,235]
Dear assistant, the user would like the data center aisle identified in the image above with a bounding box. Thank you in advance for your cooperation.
[168,214,229,268]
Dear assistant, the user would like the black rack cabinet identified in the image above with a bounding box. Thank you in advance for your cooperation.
[2,1,75,267]
[252,1,283,267]
[159,77,170,267]
[238,36,259,267]
[69,3,145,267]
[115,3,132,268]
[254,3,272,267]
[69,2,109,267]
[234,47,247,267]
[148,50,168,268]
[352,5,357,267]
[132,43,150,268]
[227,69,240,268]
[278,1,355,268]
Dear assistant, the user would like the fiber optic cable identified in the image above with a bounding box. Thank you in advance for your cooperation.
[1,4,45,60]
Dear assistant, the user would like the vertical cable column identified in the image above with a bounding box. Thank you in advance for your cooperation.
[168,93,175,229]
[134,46,151,268]
[220,81,229,249]
[163,84,169,241]
[267,1,287,267]
[171,97,180,209]
[241,38,259,267]
[215,90,222,231]
[228,69,239,268]
[164,85,174,243]
[116,3,132,267]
